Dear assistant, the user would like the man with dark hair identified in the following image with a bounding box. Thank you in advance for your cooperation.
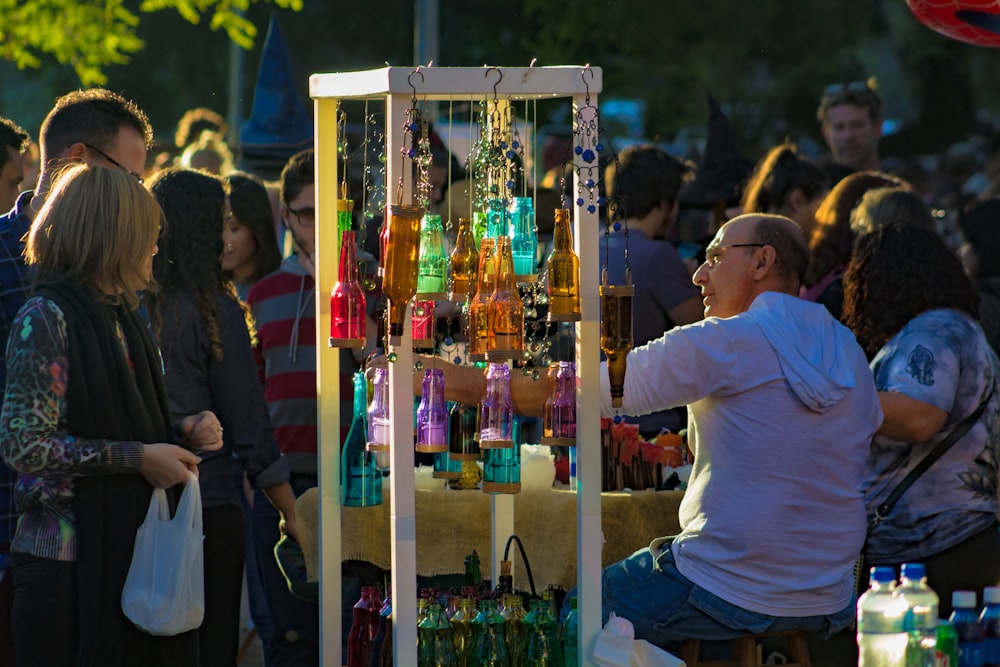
[600,144,703,437]
[0,87,153,667]
[0,117,30,213]
[817,80,883,178]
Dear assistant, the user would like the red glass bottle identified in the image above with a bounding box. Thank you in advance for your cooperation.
[329,230,367,348]
[347,585,382,667]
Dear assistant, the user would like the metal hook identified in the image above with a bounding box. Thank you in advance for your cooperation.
[484,66,503,101]
[581,64,594,97]
[408,67,425,99]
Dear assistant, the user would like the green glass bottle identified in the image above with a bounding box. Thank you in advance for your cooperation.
[520,599,563,667]
[417,212,449,298]
[472,598,510,667]
[341,372,382,507]
[561,597,578,667]
[501,595,528,667]
[452,597,479,667]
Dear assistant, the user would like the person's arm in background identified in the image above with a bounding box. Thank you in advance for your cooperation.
[409,354,548,417]
[877,391,947,442]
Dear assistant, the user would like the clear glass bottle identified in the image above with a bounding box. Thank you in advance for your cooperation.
[449,217,478,301]
[541,362,560,443]
[546,208,581,322]
[367,366,391,471]
[417,212,449,298]
[416,368,449,454]
[468,238,497,362]
[552,362,577,441]
[330,229,367,348]
[509,196,538,278]
[487,235,524,360]
[896,562,939,667]
[382,203,424,344]
[342,372,382,507]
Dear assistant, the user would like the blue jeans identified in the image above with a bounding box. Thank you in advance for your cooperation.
[598,542,855,651]
[254,474,319,666]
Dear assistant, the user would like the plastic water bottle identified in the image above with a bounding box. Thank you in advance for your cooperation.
[858,566,908,667]
[951,590,984,667]
[981,587,1000,667]
[896,563,939,667]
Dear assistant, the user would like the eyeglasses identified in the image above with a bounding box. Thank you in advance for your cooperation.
[704,243,765,268]
[822,81,873,97]
[286,204,316,226]
[83,143,144,184]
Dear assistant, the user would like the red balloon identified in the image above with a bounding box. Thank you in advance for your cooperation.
[907,0,1000,47]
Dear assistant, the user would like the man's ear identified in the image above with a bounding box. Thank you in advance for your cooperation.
[64,142,88,162]
[753,245,778,281]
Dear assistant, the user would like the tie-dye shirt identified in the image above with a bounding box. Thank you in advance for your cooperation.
[0,296,144,561]
[863,308,1000,563]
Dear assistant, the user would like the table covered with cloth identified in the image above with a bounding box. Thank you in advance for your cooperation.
[296,486,684,591]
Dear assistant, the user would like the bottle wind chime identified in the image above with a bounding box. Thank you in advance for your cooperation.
[329,110,367,349]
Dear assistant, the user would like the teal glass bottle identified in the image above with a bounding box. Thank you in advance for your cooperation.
[486,198,508,240]
[560,597,578,667]
[508,196,537,277]
[472,598,511,667]
[342,371,382,507]
[519,599,563,667]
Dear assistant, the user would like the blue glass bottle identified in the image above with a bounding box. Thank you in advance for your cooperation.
[342,371,382,507]
[980,586,1000,666]
[509,196,537,278]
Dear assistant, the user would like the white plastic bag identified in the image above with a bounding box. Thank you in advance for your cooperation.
[121,473,205,636]
[592,612,686,667]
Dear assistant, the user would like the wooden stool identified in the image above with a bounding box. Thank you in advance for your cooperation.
[680,630,812,667]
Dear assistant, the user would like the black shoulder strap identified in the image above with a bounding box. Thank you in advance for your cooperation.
[871,383,995,532]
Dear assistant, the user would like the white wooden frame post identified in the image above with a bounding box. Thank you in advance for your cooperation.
[311,65,603,667]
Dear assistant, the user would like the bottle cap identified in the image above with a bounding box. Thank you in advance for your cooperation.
[900,562,926,581]
[986,587,1000,605]
[870,566,895,584]
[953,590,977,609]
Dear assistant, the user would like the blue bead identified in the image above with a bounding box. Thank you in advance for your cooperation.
[586,179,595,188]
[506,150,516,159]
[512,141,520,149]
[444,336,454,345]
[587,204,596,213]
[574,146,583,155]
[407,148,417,158]
[613,222,621,231]
[576,197,585,206]
[408,123,419,132]
[500,141,508,149]
[506,180,515,189]
[582,149,596,163]
[597,196,607,205]
[613,415,622,424]
[596,143,604,152]
[454,356,462,365]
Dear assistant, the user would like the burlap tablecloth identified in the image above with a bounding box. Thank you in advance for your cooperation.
[296,486,683,591]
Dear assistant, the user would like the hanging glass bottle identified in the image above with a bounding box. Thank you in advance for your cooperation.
[468,238,497,362]
[546,209,581,322]
[383,203,424,345]
[412,299,436,349]
[367,366,391,471]
[342,372,382,507]
[540,362,560,445]
[338,183,354,237]
[416,368,449,454]
[487,235,524,361]
[509,196,538,282]
[546,362,576,447]
[479,362,514,449]
[472,598,511,667]
[472,210,488,249]
[330,230,367,348]
[449,400,480,464]
[416,212,449,299]
[519,598,563,667]
[599,272,634,409]
[502,595,528,667]
[448,217,478,301]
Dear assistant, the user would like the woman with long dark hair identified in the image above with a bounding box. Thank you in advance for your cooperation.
[0,165,222,666]
[222,172,282,300]
[843,222,1000,617]
[146,167,298,667]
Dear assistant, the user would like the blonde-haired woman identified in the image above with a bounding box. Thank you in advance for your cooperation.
[0,165,223,666]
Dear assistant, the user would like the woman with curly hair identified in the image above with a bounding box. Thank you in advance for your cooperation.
[843,222,1000,617]
[146,167,298,667]
[740,142,828,237]
[800,171,904,318]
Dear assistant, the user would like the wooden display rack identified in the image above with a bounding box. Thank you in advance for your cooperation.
[310,65,604,666]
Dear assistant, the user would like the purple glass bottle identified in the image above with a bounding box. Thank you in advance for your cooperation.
[366,366,391,470]
[553,361,577,440]
[416,368,449,454]
[478,362,514,449]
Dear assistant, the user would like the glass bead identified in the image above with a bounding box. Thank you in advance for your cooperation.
[598,196,607,205]
[613,222,621,231]
[409,122,419,132]
[576,197,585,206]
[525,308,537,318]
[407,148,417,158]
[540,355,551,366]
[536,294,548,305]
[415,360,424,371]
[506,150,516,159]
[574,145,583,155]
[388,352,397,363]
[506,180,515,190]
[613,415,622,424]
[596,143,604,152]
[500,141,508,149]
[523,296,534,307]
[586,179,595,188]
[531,370,539,381]
[414,305,425,317]
[512,141,520,149]
[363,278,376,291]
[454,355,462,365]
[444,336,454,346]
[587,205,596,213]
[582,149,596,163]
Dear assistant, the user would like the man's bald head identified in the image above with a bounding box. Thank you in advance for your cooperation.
[738,213,809,292]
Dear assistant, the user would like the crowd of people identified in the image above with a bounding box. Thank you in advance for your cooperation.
[0,75,997,667]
